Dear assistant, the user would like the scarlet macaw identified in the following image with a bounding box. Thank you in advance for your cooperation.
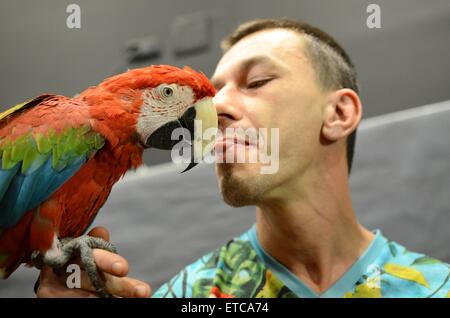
[0,65,217,296]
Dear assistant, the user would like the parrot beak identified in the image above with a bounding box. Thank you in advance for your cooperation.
[146,97,218,172]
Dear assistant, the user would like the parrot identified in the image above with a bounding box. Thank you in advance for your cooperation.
[0,65,217,297]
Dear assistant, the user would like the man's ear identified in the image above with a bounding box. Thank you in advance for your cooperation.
[322,89,362,142]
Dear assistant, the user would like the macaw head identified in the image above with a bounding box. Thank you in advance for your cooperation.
[83,65,218,172]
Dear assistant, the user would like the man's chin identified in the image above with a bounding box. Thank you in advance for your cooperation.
[221,189,254,207]
[217,165,261,207]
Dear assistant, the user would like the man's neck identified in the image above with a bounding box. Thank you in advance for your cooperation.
[255,169,374,294]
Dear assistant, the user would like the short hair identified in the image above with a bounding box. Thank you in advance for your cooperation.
[221,18,359,173]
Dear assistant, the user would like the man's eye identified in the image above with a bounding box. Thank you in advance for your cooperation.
[247,78,271,89]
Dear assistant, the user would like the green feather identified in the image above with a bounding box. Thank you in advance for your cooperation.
[74,139,89,156]
[50,127,104,170]
[10,135,29,162]
[47,128,56,144]
[63,128,77,155]
[94,134,105,149]
[1,125,105,173]
[22,147,49,174]
[84,132,96,145]
[22,145,38,173]
[2,146,18,170]
[35,132,52,154]
[52,147,66,171]
[77,124,91,136]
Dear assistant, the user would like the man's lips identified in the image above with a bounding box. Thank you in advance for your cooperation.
[214,137,256,153]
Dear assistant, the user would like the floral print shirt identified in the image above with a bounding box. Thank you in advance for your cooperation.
[153,225,450,298]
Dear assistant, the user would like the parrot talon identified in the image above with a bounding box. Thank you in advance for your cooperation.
[33,235,117,298]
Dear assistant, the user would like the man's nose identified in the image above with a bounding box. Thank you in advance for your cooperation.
[213,86,243,130]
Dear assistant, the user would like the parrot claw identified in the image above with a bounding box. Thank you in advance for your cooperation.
[32,235,117,298]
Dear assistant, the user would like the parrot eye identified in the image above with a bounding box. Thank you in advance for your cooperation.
[162,86,174,97]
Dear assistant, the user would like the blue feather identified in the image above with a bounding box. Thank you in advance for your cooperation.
[28,155,86,209]
[14,161,48,218]
[0,168,26,228]
[0,154,87,229]
[0,161,20,201]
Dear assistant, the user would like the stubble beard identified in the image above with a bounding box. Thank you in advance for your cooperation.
[216,163,269,207]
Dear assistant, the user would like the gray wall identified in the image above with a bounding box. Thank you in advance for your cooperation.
[1,0,449,165]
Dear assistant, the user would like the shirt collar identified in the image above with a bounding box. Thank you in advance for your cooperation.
[248,224,387,298]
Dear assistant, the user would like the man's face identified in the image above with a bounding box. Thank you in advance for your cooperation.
[211,29,329,207]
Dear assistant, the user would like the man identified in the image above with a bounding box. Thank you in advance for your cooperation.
[37,18,450,298]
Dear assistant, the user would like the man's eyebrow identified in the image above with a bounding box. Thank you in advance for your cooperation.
[211,55,284,89]
[239,55,282,71]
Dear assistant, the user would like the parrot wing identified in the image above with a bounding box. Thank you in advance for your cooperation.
[0,94,52,122]
[0,94,106,230]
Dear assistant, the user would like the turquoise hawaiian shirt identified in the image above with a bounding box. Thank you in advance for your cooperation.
[153,225,450,298]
